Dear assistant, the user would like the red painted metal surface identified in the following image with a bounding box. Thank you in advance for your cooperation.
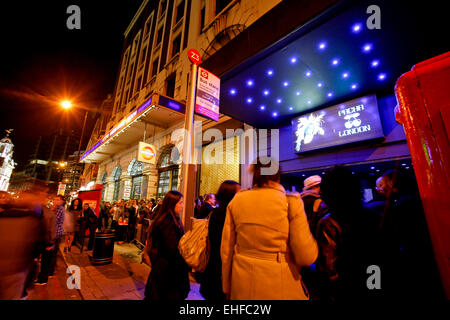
[395,51,450,298]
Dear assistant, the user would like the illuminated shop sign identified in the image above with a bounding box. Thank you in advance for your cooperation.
[158,95,185,113]
[80,97,153,161]
[292,94,384,153]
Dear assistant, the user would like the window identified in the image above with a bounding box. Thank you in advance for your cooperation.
[200,5,206,32]
[135,76,142,93]
[175,1,185,24]
[140,47,147,65]
[166,74,176,98]
[157,148,179,199]
[156,27,163,45]
[151,58,159,77]
[172,34,181,57]
[159,0,167,18]
[216,0,232,15]
[144,19,151,36]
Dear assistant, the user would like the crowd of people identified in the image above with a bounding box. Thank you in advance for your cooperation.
[0,157,444,300]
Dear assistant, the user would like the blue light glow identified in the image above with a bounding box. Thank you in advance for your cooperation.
[307,100,312,105]
[246,79,254,87]
[331,58,340,66]
[267,69,274,76]
[327,92,333,97]
[260,105,265,110]
[318,42,327,50]
[283,81,289,87]
[342,72,349,79]
[363,43,373,53]
[290,57,297,64]
[289,106,294,111]
[272,112,278,117]
[317,82,323,88]
[276,98,282,104]
[352,23,362,33]
[229,88,237,95]
[246,97,253,104]
[378,73,386,81]
[305,71,312,77]
[371,60,380,68]
[351,83,358,90]
[263,89,270,96]
[296,91,301,96]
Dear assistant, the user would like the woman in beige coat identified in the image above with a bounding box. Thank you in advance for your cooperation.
[221,158,318,300]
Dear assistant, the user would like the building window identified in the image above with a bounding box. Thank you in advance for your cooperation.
[144,19,151,36]
[159,0,167,18]
[175,1,185,24]
[216,0,232,15]
[172,34,181,57]
[151,58,159,77]
[135,76,142,93]
[166,74,176,98]
[200,5,206,32]
[156,27,163,45]
[157,147,179,200]
[140,47,147,65]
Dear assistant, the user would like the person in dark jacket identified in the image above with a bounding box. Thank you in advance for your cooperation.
[300,175,328,237]
[314,166,379,301]
[127,200,137,242]
[80,203,98,251]
[195,194,216,219]
[200,180,240,301]
[144,191,190,301]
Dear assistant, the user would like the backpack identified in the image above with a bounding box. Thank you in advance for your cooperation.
[178,214,211,272]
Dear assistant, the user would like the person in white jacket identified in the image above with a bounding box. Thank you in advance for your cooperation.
[221,158,318,300]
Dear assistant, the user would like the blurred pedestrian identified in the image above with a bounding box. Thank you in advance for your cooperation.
[0,193,45,299]
[314,166,379,300]
[221,158,318,299]
[200,180,240,301]
[80,202,98,251]
[144,191,190,300]
[98,201,112,230]
[300,175,328,237]
[64,198,82,252]
[35,195,65,285]
[127,200,137,242]
[150,198,162,220]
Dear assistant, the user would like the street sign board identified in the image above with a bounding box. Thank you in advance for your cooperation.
[195,67,220,121]
[138,142,157,164]
[188,48,201,65]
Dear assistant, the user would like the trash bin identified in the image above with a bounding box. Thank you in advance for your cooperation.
[89,230,115,265]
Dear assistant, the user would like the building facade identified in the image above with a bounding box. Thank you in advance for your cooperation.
[81,0,282,202]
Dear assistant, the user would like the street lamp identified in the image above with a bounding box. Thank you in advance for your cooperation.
[60,100,88,192]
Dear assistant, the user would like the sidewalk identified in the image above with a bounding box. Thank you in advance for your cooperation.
[29,241,204,300]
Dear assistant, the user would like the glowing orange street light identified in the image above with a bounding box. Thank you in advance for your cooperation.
[61,100,72,109]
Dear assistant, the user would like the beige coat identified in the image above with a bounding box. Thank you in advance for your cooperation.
[221,182,318,300]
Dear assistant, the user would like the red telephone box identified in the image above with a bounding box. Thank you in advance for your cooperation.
[395,51,450,298]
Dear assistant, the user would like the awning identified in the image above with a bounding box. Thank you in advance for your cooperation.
[81,93,186,164]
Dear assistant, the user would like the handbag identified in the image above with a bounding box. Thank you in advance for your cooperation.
[178,213,212,272]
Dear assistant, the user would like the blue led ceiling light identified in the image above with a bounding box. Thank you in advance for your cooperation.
[263,89,270,96]
[283,81,289,87]
[296,91,301,96]
[342,72,349,79]
[289,106,294,111]
[229,88,237,95]
[276,98,282,104]
[290,57,297,64]
[317,82,323,88]
[305,71,312,77]
[260,105,265,110]
[327,92,333,97]
[352,23,363,33]
[371,59,380,68]
[267,69,274,76]
[307,100,312,105]
[377,73,387,81]
[272,112,278,117]
[246,97,253,104]
[331,58,340,66]
[363,43,373,53]
[351,83,358,90]
[318,42,327,50]
[246,79,254,87]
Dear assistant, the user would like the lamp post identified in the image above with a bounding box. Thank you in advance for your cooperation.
[61,100,88,193]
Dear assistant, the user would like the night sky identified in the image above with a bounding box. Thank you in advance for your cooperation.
[0,0,143,170]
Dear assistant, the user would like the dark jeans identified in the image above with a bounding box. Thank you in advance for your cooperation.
[37,238,61,283]
[127,224,136,243]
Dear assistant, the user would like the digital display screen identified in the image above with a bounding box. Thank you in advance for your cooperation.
[292,94,384,153]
